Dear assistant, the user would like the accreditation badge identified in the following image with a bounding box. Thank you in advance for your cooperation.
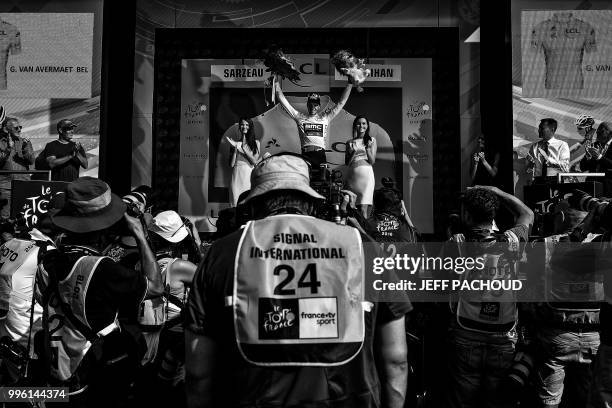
[234,214,365,366]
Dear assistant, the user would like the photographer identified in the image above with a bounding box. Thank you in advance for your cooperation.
[0,228,54,384]
[35,177,163,406]
[138,210,197,406]
[185,154,411,408]
[567,191,612,408]
[41,119,88,182]
[525,200,602,407]
[444,186,533,408]
[367,186,418,243]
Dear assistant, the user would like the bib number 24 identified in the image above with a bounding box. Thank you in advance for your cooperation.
[274,263,321,295]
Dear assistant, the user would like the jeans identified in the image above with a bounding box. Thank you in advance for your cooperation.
[535,327,599,407]
[447,326,517,408]
[588,343,612,408]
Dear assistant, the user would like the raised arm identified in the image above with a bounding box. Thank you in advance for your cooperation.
[476,185,534,231]
[345,140,353,166]
[17,138,35,165]
[169,259,197,286]
[274,79,299,118]
[241,141,260,166]
[480,152,499,178]
[75,142,88,169]
[558,142,570,171]
[0,137,12,168]
[123,212,164,298]
[365,138,377,164]
[470,154,479,183]
[325,82,353,120]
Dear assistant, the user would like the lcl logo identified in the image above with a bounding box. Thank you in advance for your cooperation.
[298,59,329,76]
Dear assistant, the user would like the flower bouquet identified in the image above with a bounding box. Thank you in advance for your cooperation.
[330,50,370,92]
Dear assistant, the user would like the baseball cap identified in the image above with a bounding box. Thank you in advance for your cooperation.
[57,119,77,132]
[239,153,324,205]
[148,210,189,243]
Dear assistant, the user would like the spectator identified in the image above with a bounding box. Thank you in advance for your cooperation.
[35,177,163,405]
[471,134,499,186]
[581,122,612,194]
[527,118,569,179]
[185,153,411,408]
[0,116,35,218]
[41,119,88,182]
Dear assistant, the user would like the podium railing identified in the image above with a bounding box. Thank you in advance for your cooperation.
[0,170,52,181]
[557,172,605,183]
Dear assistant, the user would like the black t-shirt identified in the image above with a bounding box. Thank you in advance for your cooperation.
[44,140,80,182]
[366,212,417,243]
[41,249,147,332]
[185,227,412,408]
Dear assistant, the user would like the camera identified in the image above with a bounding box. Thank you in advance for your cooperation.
[506,350,535,389]
[568,189,612,231]
[0,213,28,238]
[122,186,153,218]
[309,164,344,222]
[0,336,28,366]
[568,189,609,213]
[125,201,143,218]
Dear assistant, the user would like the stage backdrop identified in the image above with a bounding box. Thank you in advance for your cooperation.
[179,57,433,233]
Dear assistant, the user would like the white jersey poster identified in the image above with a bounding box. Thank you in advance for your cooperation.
[522,10,612,97]
[0,13,93,98]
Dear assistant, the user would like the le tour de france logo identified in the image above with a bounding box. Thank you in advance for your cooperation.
[20,184,64,227]
[183,101,207,125]
[406,100,431,120]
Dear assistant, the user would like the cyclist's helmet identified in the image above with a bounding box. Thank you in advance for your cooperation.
[575,114,595,128]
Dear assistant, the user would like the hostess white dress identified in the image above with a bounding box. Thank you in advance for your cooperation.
[346,138,375,205]
[230,141,260,207]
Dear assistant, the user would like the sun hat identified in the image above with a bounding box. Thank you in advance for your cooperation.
[148,210,188,243]
[50,177,126,233]
[239,153,324,205]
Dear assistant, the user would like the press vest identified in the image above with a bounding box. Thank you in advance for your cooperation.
[41,256,118,381]
[451,231,520,334]
[0,238,43,349]
[138,257,187,364]
[545,234,603,309]
[234,214,365,366]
